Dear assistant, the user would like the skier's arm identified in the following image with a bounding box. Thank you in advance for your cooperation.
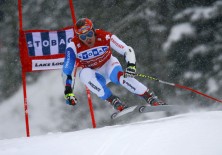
[62,42,78,105]
[110,35,136,77]
[62,42,76,86]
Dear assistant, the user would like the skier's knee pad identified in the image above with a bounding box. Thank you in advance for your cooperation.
[109,66,123,85]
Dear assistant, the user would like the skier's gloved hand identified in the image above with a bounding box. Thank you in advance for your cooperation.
[124,63,136,78]
[64,86,77,106]
[65,93,78,106]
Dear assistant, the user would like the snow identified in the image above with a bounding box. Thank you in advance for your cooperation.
[174,7,216,22]
[0,111,222,155]
[188,45,209,58]
[173,1,221,22]
[163,1,222,52]
[207,78,219,94]
[163,23,195,51]
[184,71,202,80]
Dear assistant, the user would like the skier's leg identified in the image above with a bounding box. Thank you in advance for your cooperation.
[79,68,127,111]
[139,89,167,106]
[106,56,147,94]
[119,74,166,105]
[118,72,147,94]
[108,64,165,105]
[79,68,111,100]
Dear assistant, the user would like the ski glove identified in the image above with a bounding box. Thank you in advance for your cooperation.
[64,86,78,106]
[124,63,136,78]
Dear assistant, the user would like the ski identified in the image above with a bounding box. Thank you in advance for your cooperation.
[138,105,182,114]
[111,105,184,119]
[111,106,137,119]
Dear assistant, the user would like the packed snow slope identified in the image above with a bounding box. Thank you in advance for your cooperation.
[0,111,222,155]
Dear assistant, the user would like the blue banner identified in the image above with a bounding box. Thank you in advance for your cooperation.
[25,28,74,57]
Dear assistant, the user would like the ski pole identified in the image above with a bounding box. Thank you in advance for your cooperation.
[136,73,222,103]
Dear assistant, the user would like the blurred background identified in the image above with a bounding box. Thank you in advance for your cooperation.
[0,0,222,139]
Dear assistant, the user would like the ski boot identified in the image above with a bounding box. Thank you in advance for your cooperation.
[106,95,128,112]
[141,89,167,106]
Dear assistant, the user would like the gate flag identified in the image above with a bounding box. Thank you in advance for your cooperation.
[25,29,74,56]
[20,27,75,72]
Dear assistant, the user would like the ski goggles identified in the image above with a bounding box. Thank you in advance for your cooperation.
[79,30,94,40]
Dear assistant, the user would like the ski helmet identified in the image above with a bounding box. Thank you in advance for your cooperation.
[74,18,93,35]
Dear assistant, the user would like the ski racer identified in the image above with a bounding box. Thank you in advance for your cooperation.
[62,18,166,112]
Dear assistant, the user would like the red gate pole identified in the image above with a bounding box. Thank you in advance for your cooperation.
[18,0,30,137]
[85,87,96,128]
[21,71,30,137]
[69,0,76,24]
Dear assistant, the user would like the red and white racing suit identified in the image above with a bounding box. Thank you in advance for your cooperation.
[62,29,147,100]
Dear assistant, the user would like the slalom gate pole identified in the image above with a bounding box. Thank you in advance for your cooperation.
[136,73,222,103]
[85,87,96,128]
[21,71,30,137]
[69,0,76,24]
[18,0,30,137]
